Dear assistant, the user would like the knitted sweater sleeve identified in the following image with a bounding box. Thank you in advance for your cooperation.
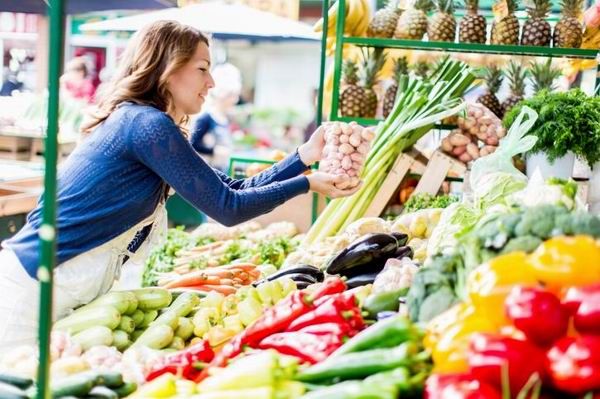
[128,111,309,226]
[212,150,309,190]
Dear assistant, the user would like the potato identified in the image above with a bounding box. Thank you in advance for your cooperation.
[350,152,364,163]
[485,136,499,146]
[361,128,375,141]
[340,143,354,154]
[497,127,506,138]
[340,134,349,143]
[347,169,357,177]
[449,133,471,147]
[329,158,341,169]
[352,161,361,170]
[341,122,352,135]
[459,152,472,163]
[349,133,362,147]
[357,143,369,155]
[441,137,453,152]
[341,156,353,170]
[479,124,488,134]
[466,143,480,159]
[452,145,466,156]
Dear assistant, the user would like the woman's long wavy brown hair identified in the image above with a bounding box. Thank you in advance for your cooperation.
[81,20,209,134]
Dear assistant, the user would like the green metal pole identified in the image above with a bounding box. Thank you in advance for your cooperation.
[330,0,346,120]
[37,0,63,397]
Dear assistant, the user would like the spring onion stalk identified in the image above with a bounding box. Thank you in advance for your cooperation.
[303,59,475,245]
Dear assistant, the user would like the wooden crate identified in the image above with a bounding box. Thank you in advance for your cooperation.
[412,149,467,196]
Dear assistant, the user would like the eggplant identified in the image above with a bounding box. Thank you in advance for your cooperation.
[390,232,409,246]
[341,261,386,279]
[325,233,398,275]
[393,245,414,259]
[283,273,318,284]
[267,265,323,282]
[345,271,379,289]
[295,281,312,290]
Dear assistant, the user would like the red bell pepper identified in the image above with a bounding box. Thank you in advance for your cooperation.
[287,293,363,332]
[258,330,344,364]
[146,340,214,381]
[468,333,546,396]
[297,322,355,337]
[563,284,600,334]
[546,335,600,395]
[425,373,502,399]
[505,286,568,347]
[205,277,347,372]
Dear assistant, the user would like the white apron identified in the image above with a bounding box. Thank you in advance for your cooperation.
[0,200,168,350]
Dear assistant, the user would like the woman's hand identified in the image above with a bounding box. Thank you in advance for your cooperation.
[306,172,362,198]
[298,126,325,167]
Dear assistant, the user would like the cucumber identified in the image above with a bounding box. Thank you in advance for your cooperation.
[113,382,137,398]
[151,310,179,330]
[175,317,194,341]
[132,324,174,349]
[131,310,144,327]
[0,374,33,390]
[139,310,158,328]
[87,386,118,399]
[72,326,114,351]
[0,382,27,399]
[112,330,131,351]
[118,316,135,334]
[124,294,139,315]
[94,371,123,388]
[50,372,97,398]
[84,291,137,315]
[131,288,172,311]
[168,292,200,317]
[54,306,121,334]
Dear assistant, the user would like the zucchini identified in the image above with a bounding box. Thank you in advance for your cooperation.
[84,291,137,315]
[118,316,135,334]
[112,330,131,351]
[132,324,174,349]
[167,336,185,351]
[0,374,33,390]
[72,326,114,351]
[166,292,200,317]
[139,310,158,328]
[113,382,137,398]
[131,329,144,341]
[131,310,144,327]
[124,294,139,315]
[175,317,194,341]
[87,386,118,399]
[54,306,121,334]
[131,288,172,311]
[94,371,123,388]
[0,382,27,399]
[151,310,179,330]
[50,372,97,398]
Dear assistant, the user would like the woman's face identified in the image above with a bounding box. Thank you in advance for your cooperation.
[167,42,215,118]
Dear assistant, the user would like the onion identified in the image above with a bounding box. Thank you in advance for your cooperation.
[340,143,354,154]
[340,134,349,144]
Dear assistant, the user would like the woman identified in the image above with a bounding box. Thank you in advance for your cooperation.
[0,21,359,348]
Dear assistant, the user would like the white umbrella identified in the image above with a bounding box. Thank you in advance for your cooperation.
[79,1,320,41]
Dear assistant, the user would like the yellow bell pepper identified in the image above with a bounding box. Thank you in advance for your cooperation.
[466,252,538,327]
[528,236,600,290]
[128,373,177,398]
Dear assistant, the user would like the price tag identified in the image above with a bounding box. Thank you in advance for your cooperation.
[492,0,509,21]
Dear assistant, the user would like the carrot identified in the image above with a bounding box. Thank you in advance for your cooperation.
[194,284,237,295]
[218,278,235,286]
[219,263,256,272]
[163,272,221,289]
[199,269,235,279]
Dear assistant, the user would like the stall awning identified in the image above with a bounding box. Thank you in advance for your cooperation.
[0,0,177,14]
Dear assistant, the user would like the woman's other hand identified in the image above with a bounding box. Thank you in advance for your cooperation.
[298,125,325,167]
[306,172,362,198]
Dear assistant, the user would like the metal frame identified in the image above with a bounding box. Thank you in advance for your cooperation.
[327,0,600,123]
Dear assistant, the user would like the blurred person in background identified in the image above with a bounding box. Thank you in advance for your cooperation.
[0,68,23,96]
[60,57,95,103]
[191,63,242,172]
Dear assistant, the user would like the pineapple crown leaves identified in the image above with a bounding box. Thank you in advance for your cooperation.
[529,58,561,93]
[413,0,435,12]
[525,0,552,19]
[412,61,431,79]
[478,65,504,92]
[560,0,583,18]
[434,0,456,13]
[461,0,480,13]
[393,57,410,79]
[342,60,360,85]
[359,47,387,88]
[506,61,528,96]
[502,0,519,14]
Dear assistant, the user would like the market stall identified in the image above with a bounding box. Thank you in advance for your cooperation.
[4,0,600,398]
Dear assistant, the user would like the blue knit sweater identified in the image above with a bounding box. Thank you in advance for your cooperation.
[4,103,310,278]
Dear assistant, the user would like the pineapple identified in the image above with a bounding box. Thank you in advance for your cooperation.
[501,61,527,114]
[477,66,504,118]
[358,48,386,118]
[394,0,433,40]
[339,60,366,118]
[459,0,487,43]
[368,0,403,38]
[428,0,457,42]
[521,0,552,46]
[412,61,431,79]
[490,0,520,45]
[383,57,409,117]
[553,0,584,48]
[530,59,561,94]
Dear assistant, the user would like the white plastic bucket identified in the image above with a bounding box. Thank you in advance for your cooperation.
[526,151,575,180]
